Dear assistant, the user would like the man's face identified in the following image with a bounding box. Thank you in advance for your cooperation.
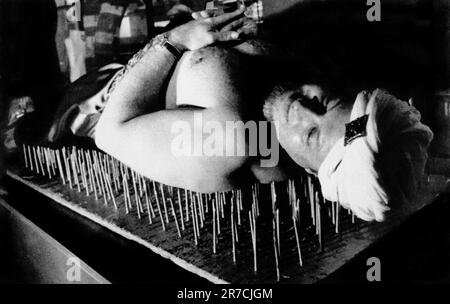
[264,84,349,174]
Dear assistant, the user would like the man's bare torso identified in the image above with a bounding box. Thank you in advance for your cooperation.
[165,43,289,187]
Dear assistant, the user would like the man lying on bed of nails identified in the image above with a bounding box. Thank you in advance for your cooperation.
[47,7,433,222]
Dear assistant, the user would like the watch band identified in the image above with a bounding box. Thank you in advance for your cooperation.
[155,33,184,60]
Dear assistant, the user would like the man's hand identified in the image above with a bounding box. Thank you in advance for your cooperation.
[167,7,254,51]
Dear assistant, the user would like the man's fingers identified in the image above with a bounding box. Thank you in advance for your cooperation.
[191,11,207,20]
[191,12,201,19]
[220,17,247,32]
[191,10,215,20]
[209,7,246,27]
[236,21,258,37]
[213,30,240,42]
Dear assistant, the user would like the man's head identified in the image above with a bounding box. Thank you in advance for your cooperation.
[264,83,433,222]
[263,82,352,174]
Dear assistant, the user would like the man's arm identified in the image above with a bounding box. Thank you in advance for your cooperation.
[98,8,245,125]
[95,8,250,192]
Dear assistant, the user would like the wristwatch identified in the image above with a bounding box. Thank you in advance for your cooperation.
[154,33,184,60]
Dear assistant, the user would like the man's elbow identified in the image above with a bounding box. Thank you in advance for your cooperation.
[95,116,119,153]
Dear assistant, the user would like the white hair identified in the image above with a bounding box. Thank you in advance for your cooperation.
[318,89,433,222]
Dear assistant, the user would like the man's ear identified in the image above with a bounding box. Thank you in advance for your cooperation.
[301,84,325,101]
